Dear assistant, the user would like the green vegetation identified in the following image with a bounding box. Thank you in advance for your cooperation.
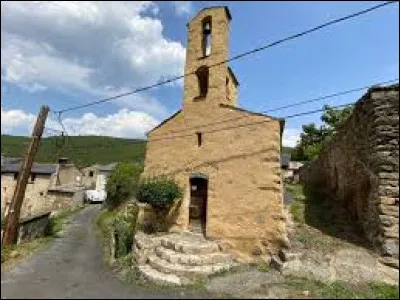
[105,163,143,209]
[291,105,354,161]
[2,135,293,168]
[286,183,366,251]
[96,204,139,266]
[45,205,85,237]
[1,205,84,266]
[256,262,270,273]
[283,276,399,299]
[1,135,146,168]
[1,237,51,265]
[136,177,183,210]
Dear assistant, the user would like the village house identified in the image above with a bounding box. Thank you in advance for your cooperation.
[281,154,304,183]
[81,163,117,191]
[1,157,84,220]
[140,6,288,261]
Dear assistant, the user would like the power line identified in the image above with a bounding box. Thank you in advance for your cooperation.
[148,102,356,143]
[147,79,398,138]
[263,79,398,113]
[53,1,397,114]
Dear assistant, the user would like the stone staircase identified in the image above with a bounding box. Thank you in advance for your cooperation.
[134,231,236,286]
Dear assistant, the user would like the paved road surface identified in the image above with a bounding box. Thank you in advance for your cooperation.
[1,205,213,299]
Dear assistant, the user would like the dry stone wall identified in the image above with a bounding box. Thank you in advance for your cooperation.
[300,85,399,266]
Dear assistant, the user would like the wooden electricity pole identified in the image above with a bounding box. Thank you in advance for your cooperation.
[2,105,50,245]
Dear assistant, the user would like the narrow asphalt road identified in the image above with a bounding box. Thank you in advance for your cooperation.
[1,205,213,299]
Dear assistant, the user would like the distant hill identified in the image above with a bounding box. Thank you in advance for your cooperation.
[1,135,146,168]
[1,135,294,169]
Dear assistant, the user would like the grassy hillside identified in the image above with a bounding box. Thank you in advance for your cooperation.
[1,135,294,169]
[1,135,146,168]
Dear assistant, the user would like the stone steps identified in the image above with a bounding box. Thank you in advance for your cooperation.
[135,231,236,286]
[138,265,181,285]
[148,254,232,279]
[155,246,233,266]
[160,235,220,255]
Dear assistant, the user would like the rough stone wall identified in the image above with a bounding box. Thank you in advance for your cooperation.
[81,166,98,188]
[1,173,52,219]
[17,212,51,244]
[45,190,79,212]
[300,85,399,264]
[1,174,83,220]
[56,164,83,186]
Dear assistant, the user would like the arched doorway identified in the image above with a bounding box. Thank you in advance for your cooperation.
[189,174,208,235]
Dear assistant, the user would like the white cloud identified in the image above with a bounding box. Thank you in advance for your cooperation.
[1,107,159,139]
[171,1,193,17]
[282,128,301,148]
[1,107,36,134]
[1,1,185,115]
[61,109,159,138]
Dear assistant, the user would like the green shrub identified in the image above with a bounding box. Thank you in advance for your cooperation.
[113,205,139,258]
[97,205,139,261]
[136,176,183,210]
[105,163,143,210]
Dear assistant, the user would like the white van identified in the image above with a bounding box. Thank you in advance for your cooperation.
[85,190,107,204]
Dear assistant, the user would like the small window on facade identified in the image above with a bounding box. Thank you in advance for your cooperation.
[196,132,202,147]
[195,66,209,98]
[202,17,211,57]
[13,173,18,180]
[89,171,94,177]
[31,174,36,182]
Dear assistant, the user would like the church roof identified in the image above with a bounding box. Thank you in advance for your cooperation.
[146,110,182,136]
[146,104,285,137]
[219,104,284,122]
[228,66,239,86]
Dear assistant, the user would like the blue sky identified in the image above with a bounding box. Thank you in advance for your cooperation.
[1,1,398,146]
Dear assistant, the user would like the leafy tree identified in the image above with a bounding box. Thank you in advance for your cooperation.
[292,105,354,161]
[105,163,143,210]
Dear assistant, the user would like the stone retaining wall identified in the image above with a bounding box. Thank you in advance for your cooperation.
[300,84,399,266]
[17,212,51,244]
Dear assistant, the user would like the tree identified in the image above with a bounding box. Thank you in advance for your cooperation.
[105,163,143,210]
[292,105,354,161]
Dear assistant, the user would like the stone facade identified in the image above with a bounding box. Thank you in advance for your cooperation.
[81,165,99,189]
[300,84,399,266]
[141,6,287,262]
[1,161,84,220]
[1,173,53,219]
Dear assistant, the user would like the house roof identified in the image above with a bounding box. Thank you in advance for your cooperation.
[187,6,231,26]
[1,163,57,175]
[98,162,117,172]
[1,157,23,165]
[281,154,291,168]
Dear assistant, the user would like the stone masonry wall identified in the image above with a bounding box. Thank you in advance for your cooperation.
[17,212,51,244]
[1,174,52,219]
[300,85,399,266]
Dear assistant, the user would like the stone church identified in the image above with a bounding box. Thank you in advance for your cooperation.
[142,6,287,260]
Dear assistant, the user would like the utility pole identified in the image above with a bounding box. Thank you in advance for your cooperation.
[2,105,50,245]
